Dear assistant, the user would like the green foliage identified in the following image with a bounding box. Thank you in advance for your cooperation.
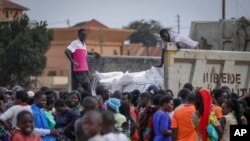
[124,19,163,47]
[0,14,53,87]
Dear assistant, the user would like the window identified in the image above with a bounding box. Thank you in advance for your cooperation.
[113,49,118,55]
[5,10,8,18]
[59,70,64,76]
[48,71,57,76]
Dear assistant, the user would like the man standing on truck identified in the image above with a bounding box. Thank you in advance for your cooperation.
[65,28,100,93]
[156,28,201,67]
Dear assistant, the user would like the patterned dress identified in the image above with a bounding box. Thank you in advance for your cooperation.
[221,112,237,141]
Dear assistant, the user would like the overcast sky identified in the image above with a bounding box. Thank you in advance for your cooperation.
[12,0,250,36]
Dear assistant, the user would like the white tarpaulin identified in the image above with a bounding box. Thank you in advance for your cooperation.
[92,66,164,93]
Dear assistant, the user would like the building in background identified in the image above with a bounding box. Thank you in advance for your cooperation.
[0,0,28,22]
[36,19,134,89]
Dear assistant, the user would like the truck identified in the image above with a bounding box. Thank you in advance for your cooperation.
[70,18,250,96]
[162,43,250,96]
[80,43,250,96]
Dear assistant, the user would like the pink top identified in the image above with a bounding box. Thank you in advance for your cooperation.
[67,39,88,72]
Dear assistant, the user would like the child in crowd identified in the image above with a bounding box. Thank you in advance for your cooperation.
[212,89,228,120]
[138,92,157,141]
[238,100,248,125]
[101,111,128,141]
[220,99,242,141]
[11,111,41,141]
[82,111,103,141]
[106,98,126,132]
[153,95,173,141]
[75,96,99,141]
[95,85,110,110]
[122,92,139,141]
[54,99,79,141]
[152,94,163,109]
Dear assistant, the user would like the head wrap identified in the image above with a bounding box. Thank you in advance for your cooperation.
[27,91,35,98]
[106,98,121,113]
[12,85,23,95]
[147,84,159,95]
[198,88,212,141]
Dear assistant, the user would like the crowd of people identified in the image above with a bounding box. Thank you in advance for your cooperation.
[0,83,249,141]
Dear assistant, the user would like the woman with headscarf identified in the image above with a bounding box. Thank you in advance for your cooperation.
[192,88,222,141]
[106,98,126,132]
[69,91,83,115]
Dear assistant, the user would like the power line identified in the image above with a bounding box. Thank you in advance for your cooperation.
[48,19,69,26]
[177,14,180,34]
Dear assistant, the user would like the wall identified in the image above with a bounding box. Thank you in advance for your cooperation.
[87,56,161,74]
[164,43,250,96]
[0,9,3,20]
[44,42,69,76]
[36,76,68,90]
[189,19,250,51]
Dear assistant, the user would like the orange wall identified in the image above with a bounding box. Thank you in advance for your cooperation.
[44,44,69,76]
[0,9,3,20]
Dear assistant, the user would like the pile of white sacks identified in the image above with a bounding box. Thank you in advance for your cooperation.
[92,66,164,93]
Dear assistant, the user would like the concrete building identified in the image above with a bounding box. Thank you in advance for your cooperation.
[0,0,28,22]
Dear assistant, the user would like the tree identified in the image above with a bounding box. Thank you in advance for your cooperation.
[124,19,164,47]
[0,14,53,87]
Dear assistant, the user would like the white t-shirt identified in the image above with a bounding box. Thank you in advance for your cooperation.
[67,39,88,72]
[102,133,128,141]
[168,111,174,120]
[0,105,32,127]
[169,31,199,49]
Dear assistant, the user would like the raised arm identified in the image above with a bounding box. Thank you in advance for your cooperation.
[155,49,164,67]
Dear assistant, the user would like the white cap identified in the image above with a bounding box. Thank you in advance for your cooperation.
[27,91,35,98]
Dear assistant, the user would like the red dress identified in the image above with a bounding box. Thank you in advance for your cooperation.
[130,105,139,141]
[11,131,41,141]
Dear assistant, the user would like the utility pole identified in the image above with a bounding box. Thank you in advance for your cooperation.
[67,18,71,90]
[99,29,103,55]
[222,0,225,19]
[66,19,70,27]
[177,14,180,34]
[235,0,238,18]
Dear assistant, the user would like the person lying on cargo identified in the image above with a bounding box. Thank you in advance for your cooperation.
[160,28,200,49]
[156,28,200,67]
